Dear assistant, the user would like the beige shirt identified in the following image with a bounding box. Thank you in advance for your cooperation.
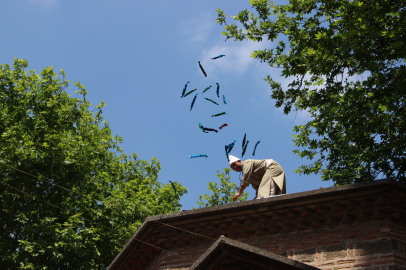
[240,159,270,189]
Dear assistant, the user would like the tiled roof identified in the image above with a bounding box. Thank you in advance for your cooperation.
[108,179,406,270]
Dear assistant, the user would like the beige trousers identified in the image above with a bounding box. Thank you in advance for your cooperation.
[257,162,285,198]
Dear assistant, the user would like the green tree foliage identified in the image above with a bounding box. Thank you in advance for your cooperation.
[195,168,249,208]
[217,0,406,184]
[0,58,187,269]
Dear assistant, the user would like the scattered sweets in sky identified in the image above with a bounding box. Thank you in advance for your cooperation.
[204,98,219,105]
[181,81,190,97]
[199,123,208,133]
[225,140,236,161]
[252,140,260,156]
[203,127,218,133]
[183,89,197,97]
[242,140,249,158]
[200,122,218,133]
[190,93,198,111]
[211,112,226,117]
[202,85,212,94]
[169,180,177,195]
[211,55,226,59]
[198,61,207,77]
[219,123,228,130]
[179,55,264,161]
[242,133,247,150]
[225,140,237,154]
[189,154,208,158]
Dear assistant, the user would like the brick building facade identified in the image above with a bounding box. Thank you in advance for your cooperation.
[108,179,406,270]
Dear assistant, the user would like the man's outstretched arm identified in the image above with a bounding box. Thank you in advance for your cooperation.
[233,185,248,201]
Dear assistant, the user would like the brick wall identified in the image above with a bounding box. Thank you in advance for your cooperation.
[272,220,406,269]
[147,219,406,270]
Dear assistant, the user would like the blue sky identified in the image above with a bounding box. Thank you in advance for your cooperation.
[0,0,333,210]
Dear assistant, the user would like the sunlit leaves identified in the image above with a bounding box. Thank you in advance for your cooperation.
[217,0,406,184]
[0,58,187,269]
[195,168,249,208]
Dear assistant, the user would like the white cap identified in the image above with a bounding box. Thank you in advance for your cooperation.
[228,155,240,166]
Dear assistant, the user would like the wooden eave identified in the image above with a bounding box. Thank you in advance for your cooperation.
[189,236,319,270]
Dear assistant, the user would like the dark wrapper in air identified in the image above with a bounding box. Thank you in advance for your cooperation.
[198,61,207,77]
[211,112,226,117]
[189,154,208,158]
[242,133,246,150]
[169,180,177,195]
[252,140,260,156]
[211,55,226,59]
[181,81,190,97]
[202,85,212,93]
[219,123,228,130]
[242,140,249,158]
[204,98,219,105]
[183,89,197,97]
[190,93,198,111]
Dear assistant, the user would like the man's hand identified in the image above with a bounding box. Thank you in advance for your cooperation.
[233,185,247,202]
[233,192,241,201]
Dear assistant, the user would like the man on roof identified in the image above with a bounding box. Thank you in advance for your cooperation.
[229,155,286,201]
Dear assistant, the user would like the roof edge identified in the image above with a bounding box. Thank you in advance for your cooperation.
[108,178,404,269]
[189,236,318,270]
